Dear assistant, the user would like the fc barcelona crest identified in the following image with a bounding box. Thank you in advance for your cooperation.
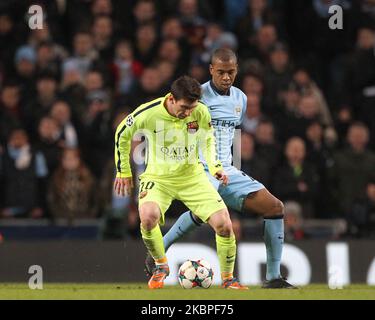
[187,121,199,134]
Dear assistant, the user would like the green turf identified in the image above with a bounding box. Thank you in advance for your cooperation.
[0,284,374,300]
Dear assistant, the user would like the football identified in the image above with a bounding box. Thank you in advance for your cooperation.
[178,259,214,289]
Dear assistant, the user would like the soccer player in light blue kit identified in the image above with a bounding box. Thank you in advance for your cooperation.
[145,48,296,288]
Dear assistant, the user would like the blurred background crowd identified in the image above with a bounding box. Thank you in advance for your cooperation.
[0,0,375,240]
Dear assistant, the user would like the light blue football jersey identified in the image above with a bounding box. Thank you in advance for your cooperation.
[200,81,247,168]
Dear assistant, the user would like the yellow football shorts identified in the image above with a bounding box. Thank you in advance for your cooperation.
[138,171,227,225]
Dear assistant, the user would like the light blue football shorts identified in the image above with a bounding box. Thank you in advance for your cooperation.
[205,166,265,213]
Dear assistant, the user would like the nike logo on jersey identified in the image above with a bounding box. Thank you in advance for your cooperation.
[154,129,165,133]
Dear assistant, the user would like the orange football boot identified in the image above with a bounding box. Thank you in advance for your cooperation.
[222,277,249,290]
[148,265,170,289]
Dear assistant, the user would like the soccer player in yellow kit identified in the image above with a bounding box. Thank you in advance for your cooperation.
[114,76,247,289]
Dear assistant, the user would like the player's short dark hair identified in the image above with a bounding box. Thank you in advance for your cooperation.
[211,48,238,65]
[171,76,202,103]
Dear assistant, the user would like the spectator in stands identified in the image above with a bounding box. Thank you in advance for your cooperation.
[242,93,264,135]
[92,0,113,17]
[188,60,209,83]
[157,39,187,76]
[126,67,166,109]
[23,73,59,139]
[161,16,185,41]
[329,122,375,220]
[273,137,319,218]
[264,42,293,113]
[310,0,354,92]
[50,101,79,148]
[279,92,333,146]
[239,24,278,65]
[254,118,282,171]
[346,178,375,238]
[82,70,110,116]
[241,72,265,96]
[305,121,336,217]
[235,0,278,44]
[0,13,18,74]
[178,0,206,29]
[133,23,159,66]
[224,0,248,31]
[0,83,23,146]
[240,132,271,188]
[48,148,97,222]
[85,70,105,93]
[82,90,113,178]
[161,16,191,63]
[132,0,159,30]
[241,72,276,115]
[35,41,62,79]
[297,94,321,127]
[63,31,98,80]
[177,0,208,50]
[27,20,68,63]
[35,116,64,175]
[201,23,238,64]
[334,105,353,148]
[111,40,143,96]
[343,27,375,149]
[0,129,48,218]
[92,15,115,63]
[283,201,305,241]
[293,68,336,134]
[60,61,87,121]
[156,60,177,86]
[14,46,37,99]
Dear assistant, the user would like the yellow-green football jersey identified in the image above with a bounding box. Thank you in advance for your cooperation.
[114,94,223,180]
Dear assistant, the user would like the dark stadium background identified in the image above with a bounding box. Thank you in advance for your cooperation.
[0,0,374,285]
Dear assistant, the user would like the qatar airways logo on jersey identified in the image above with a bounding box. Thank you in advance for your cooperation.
[154,120,201,164]
[160,145,196,161]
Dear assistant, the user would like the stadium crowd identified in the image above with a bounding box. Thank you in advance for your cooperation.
[0,0,375,239]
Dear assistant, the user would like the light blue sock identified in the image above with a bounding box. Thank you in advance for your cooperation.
[263,216,284,281]
[163,211,201,251]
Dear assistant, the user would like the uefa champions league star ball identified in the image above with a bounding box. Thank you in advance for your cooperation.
[178,259,214,289]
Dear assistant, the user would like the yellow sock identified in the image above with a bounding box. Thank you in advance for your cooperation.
[215,234,236,280]
[155,256,168,266]
[221,272,234,281]
[140,224,166,261]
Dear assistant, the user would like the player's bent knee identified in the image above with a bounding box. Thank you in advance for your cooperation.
[215,218,233,237]
[274,199,284,215]
[208,208,233,236]
[278,200,285,214]
[265,199,285,218]
[139,203,160,230]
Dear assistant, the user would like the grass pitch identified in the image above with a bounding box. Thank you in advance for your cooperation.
[0,283,374,300]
